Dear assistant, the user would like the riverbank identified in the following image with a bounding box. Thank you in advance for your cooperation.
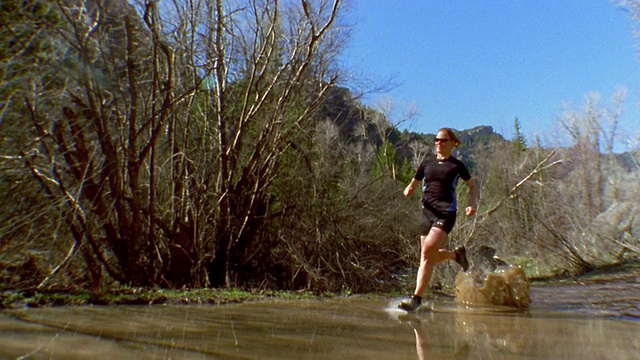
[2,262,637,310]
[0,287,332,309]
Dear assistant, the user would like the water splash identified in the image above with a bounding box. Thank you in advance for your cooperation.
[455,265,531,308]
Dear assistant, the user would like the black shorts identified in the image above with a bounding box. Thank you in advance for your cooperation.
[421,207,456,234]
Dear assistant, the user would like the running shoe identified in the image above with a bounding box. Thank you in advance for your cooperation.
[455,245,470,272]
[398,295,422,312]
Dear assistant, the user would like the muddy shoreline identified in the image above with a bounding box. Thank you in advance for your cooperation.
[2,262,638,311]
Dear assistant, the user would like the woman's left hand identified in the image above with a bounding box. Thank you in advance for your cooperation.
[465,206,476,216]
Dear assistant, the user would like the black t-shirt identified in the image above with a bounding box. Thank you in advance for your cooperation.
[414,156,471,213]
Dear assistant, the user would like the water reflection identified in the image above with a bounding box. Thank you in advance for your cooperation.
[1,295,638,359]
[390,302,639,359]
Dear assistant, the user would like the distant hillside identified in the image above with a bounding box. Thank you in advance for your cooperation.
[317,86,638,173]
[615,151,640,171]
[317,86,508,169]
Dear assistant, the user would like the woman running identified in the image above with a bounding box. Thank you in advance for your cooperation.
[399,127,479,311]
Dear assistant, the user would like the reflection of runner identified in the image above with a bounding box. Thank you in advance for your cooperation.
[413,321,429,359]
[399,128,478,312]
[398,311,458,359]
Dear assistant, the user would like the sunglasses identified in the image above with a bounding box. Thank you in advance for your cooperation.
[434,138,450,143]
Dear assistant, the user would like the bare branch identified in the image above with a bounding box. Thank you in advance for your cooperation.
[464,147,563,246]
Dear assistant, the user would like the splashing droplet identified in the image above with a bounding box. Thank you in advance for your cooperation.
[455,265,530,308]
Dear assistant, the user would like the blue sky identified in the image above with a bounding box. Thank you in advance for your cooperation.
[340,0,640,151]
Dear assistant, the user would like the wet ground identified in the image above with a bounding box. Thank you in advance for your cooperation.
[529,265,640,320]
[1,265,638,359]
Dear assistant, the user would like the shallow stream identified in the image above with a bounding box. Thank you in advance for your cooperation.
[1,265,638,359]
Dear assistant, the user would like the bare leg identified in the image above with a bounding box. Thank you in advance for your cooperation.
[413,227,455,297]
[414,326,429,360]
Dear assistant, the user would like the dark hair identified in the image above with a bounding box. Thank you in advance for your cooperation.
[437,128,461,147]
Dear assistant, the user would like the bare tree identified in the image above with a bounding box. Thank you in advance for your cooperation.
[200,0,345,287]
[1,0,347,290]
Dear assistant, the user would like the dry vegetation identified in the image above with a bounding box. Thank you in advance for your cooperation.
[1,0,639,299]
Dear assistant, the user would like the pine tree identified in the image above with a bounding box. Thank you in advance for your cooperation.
[512,117,527,154]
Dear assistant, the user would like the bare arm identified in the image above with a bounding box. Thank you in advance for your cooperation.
[465,178,478,216]
[404,178,420,198]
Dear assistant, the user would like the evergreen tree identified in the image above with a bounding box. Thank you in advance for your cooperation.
[512,117,528,153]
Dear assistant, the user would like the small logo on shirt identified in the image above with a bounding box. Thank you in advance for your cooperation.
[435,219,445,227]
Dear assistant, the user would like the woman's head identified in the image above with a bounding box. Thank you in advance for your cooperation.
[435,128,461,148]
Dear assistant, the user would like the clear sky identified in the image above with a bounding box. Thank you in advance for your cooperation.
[340,0,640,152]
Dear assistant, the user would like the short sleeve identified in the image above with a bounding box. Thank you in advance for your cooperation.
[414,162,426,181]
[459,162,471,181]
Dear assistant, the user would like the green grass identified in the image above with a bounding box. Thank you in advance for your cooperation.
[1,287,326,309]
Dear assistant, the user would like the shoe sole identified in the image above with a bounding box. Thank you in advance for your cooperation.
[456,247,469,272]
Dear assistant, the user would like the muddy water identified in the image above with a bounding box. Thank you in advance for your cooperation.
[456,265,531,308]
[1,267,639,359]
